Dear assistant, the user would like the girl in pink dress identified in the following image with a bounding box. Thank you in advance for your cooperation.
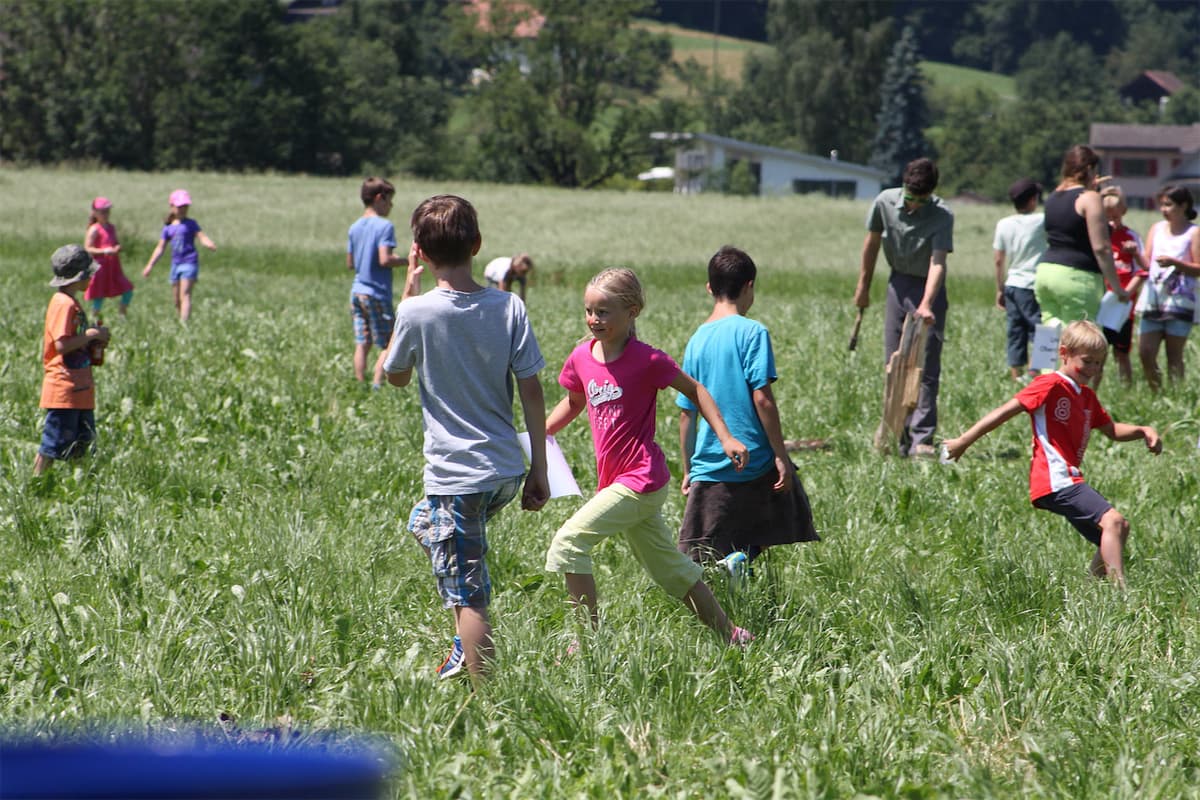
[84,197,135,316]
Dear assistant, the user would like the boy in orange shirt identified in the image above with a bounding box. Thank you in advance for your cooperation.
[35,245,110,476]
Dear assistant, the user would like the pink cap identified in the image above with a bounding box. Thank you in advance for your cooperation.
[92,196,113,210]
[169,189,192,207]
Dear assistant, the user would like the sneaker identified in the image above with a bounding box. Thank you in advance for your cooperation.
[717,551,749,589]
[437,635,465,679]
[729,626,755,648]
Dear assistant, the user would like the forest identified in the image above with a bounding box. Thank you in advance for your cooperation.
[1,0,1197,199]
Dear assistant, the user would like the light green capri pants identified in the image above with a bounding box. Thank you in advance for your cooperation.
[545,483,703,599]
[1034,261,1104,328]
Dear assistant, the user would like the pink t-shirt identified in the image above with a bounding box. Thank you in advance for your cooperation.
[1015,371,1112,502]
[559,338,681,493]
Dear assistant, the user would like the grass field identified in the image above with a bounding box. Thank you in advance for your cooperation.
[1,168,1198,798]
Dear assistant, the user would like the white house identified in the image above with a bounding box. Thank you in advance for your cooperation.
[650,132,885,200]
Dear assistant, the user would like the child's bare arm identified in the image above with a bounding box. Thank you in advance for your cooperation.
[943,398,1024,461]
[679,409,697,494]
[1099,421,1162,453]
[517,375,549,511]
[142,240,166,276]
[400,243,423,301]
[670,372,748,470]
[546,391,585,437]
[993,249,1007,309]
[198,232,217,251]
[752,383,793,492]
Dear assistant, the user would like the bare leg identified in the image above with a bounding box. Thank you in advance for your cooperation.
[371,346,389,386]
[33,453,53,476]
[564,572,600,627]
[682,580,734,640]
[1165,334,1188,384]
[177,278,195,322]
[453,606,494,679]
[1114,351,1132,385]
[1139,330,1164,391]
[353,343,369,382]
[1096,508,1129,589]
[1089,549,1106,579]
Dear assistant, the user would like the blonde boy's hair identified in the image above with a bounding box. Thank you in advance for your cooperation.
[1101,185,1126,212]
[1060,320,1107,358]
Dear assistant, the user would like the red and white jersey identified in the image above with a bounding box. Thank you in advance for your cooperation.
[1015,372,1112,502]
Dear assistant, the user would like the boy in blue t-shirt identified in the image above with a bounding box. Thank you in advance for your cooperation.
[676,246,818,565]
[346,177,409,387]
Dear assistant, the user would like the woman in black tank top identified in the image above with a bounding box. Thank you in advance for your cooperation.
[1034,145,1127,330]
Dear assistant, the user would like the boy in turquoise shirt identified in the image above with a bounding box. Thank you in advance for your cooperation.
[676,246,818,566]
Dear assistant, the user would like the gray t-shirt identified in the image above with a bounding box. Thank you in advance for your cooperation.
[866,187,954,278]
[993,212,1047,290]
[384,287,544,495]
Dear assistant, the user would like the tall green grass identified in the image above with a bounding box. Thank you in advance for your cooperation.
[0,168,1196,798]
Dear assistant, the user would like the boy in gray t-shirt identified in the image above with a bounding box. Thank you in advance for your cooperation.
[994,178,1047,381]
[383,195,549,681]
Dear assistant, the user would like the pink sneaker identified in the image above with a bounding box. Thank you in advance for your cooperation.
[729,626,755,648]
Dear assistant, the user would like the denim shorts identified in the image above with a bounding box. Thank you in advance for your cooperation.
[1139,316,1193,338]
[350,294,394,347]
[407,476,522,608]
[169,262,199,283]
[39,408,96,460]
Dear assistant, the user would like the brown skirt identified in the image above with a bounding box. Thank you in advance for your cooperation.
[677,463,819,563]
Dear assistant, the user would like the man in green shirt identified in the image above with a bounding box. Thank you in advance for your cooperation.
[853,157,954,458]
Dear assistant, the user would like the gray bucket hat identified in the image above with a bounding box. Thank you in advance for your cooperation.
[49,244,98,287]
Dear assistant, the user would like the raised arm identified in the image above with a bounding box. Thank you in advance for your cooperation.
[670,372,747,470]
[517,374,549,511]
[401,242,424,301]
[943,397,1024,461]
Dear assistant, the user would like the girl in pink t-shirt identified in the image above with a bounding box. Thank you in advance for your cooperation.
[544,268,753,648]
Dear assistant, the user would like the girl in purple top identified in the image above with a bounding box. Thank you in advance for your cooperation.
[143,189,217,322]
[544,268,754,651]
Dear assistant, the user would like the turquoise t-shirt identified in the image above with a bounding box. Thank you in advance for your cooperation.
[676,314,776,483]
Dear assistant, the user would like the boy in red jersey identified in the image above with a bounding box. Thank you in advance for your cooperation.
[943,321,1161,588]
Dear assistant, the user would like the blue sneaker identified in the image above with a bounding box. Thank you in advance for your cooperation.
[717,551,749,589]
[437,635,464,679]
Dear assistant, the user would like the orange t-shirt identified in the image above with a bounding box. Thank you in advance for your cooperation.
[40,291,94,409]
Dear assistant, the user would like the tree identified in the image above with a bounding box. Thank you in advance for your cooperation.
[869,25,929,187]
[465,0,671,187]
[727,0,894,164]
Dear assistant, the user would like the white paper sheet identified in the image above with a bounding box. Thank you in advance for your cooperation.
[1029,323,1061,371]
[517,433,582,498]
[1096,290,1132,332]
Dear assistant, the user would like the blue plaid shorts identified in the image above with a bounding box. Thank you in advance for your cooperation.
[350,294,394,347]
[407,476,522,608]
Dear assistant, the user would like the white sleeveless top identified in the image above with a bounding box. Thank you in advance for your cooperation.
[1143,221,1197,320]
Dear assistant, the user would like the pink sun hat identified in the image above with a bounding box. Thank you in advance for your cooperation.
[91,196,113,210]
[169,189,192,207]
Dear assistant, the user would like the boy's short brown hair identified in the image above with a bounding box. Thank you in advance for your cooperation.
[411,195,480,266]
[1060,320,1108,359]
[902,158,939,195]
[361,176,395,206]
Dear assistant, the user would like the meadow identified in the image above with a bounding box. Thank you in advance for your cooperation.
[1,167,1198,799]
